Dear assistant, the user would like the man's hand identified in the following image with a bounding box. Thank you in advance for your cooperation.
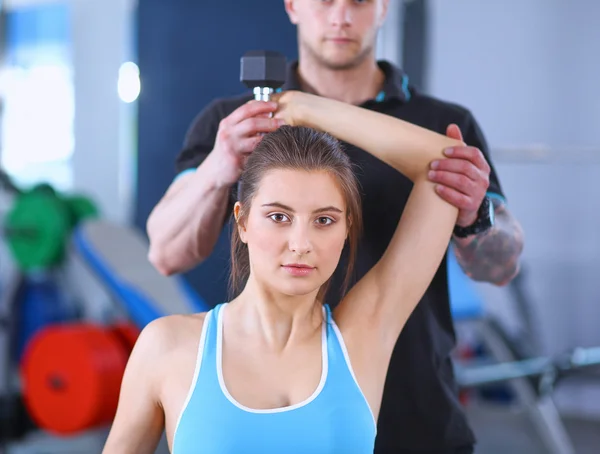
[209,100,284,187]
[428,124,491,227]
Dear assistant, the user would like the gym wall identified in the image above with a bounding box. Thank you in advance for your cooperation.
[135,1,298,306]
[426,0,600,418]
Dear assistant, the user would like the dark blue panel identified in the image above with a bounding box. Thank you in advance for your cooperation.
[136,1,297,306]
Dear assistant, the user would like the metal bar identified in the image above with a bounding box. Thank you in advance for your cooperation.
[455,357,553,388]
[564,347,600,369]
[455,347,600,389]
[472,319,575,454]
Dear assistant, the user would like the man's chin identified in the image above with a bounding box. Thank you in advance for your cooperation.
[302,39,371,71]
[321,54,362,71]
[323,47,379,71]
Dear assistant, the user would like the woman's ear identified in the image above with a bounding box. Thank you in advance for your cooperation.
[346,216,352,240]
[234,202,247,243]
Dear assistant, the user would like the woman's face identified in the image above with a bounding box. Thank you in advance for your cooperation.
[236,168,349,298]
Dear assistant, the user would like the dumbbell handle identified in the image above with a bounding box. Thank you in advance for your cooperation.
[253,86,275,101]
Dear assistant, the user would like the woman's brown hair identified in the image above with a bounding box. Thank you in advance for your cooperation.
[229,125,362,302]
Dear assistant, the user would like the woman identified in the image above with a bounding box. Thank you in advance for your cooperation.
[102,91,462,453]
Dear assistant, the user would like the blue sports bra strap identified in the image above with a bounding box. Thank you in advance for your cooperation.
[213,303,225,322]
[203,303,224,353]
[323,304,332,323]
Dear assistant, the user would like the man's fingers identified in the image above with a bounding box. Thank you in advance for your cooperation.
[238,136,264,155]
[226,100,278,125]
[444,147,491,173]
[236,116,283,138]
[430,158,481,182]
[257,111,275,119]
[428,170,478,198]
[445,124,464,142]
[434,185,473,211]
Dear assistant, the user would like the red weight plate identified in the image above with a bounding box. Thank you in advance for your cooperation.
[20,323,128,435]
[109,322,141,355]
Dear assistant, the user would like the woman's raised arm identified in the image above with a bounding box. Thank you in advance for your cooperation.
[274,91,460,419]
[274,90,463,181]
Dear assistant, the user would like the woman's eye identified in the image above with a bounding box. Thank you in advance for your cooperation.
[269,213,289,223]
[317,217,334,226]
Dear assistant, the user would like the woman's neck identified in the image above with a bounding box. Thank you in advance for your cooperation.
[228,277,323,352]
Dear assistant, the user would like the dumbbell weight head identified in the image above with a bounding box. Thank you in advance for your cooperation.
[240,50,287,101]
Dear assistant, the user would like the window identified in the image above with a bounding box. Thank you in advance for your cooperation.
[0,2,73,191]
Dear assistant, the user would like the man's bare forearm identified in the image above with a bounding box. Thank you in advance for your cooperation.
[452,197,524,286]
[146,156,231,276]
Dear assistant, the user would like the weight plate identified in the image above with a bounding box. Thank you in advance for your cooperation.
[31,183,57,197]
[64,195,99,228]
[109,322,140,355]
[5,192,70,270]
[20,324,128,435]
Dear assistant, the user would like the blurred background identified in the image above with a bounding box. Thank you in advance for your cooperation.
[0,0,598,453]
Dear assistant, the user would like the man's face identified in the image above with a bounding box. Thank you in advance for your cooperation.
[285,0,389,70]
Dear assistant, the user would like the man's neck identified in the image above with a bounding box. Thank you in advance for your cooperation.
[296,54,385,105]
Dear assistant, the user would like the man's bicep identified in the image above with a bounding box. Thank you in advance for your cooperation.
[462,111,506,203]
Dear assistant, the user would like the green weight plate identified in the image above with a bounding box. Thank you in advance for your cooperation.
[5,192,71,270]
[32,183,57,197]
[64,196,99,227]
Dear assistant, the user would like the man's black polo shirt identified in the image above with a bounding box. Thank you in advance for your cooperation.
[175,60,505,452]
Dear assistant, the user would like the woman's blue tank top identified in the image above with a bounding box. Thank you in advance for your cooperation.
[172,303,376,453]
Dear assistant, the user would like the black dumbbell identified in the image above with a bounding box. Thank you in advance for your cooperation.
[240,50,287,101]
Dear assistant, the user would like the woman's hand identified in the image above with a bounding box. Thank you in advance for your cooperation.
[272,90,318,127]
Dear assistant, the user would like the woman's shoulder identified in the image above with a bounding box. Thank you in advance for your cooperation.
[132,312,209,362]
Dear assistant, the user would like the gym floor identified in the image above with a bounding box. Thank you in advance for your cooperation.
[466,403,600,454]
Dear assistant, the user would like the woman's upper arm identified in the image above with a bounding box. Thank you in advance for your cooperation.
[335,179,458,351]
[102,319,170,454]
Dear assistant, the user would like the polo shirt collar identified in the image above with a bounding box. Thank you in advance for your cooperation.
[281,59,411,103]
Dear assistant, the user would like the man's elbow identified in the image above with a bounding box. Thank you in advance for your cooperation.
[147,241,209,277]
[492,262,521,287]
[468,245,524,287]
[148,246,181,276]
[489,243,524,287]
[145,217,185,276]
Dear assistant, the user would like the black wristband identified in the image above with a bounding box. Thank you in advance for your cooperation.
[453,196,494,238]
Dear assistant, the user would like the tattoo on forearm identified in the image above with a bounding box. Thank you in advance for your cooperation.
[452,199,524,285]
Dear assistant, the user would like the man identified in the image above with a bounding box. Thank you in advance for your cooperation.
[146,0,524,452]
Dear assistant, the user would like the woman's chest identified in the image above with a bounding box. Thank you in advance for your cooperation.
[220,334,324,411]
